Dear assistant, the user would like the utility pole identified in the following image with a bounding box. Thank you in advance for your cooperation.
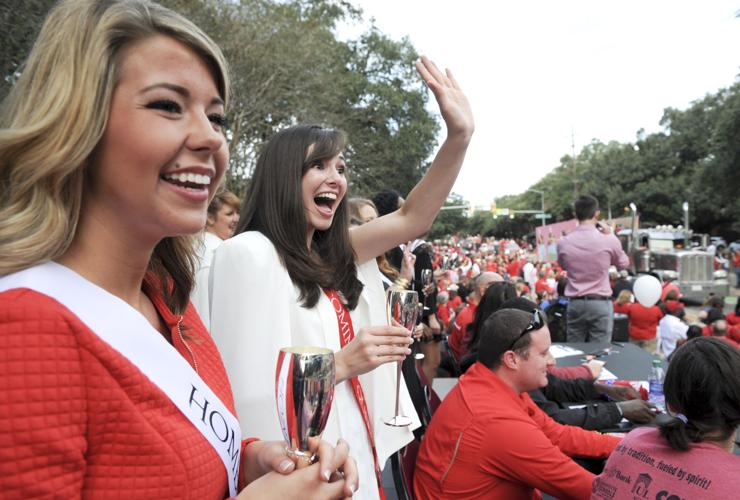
[683,201,690,248]
[571,128,579,197]
[528,188,545,227]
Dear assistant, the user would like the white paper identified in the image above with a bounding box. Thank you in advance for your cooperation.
[597,368,618,381]
[549,344,585,359]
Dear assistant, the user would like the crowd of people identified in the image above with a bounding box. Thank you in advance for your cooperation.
[428,227,739,365]
[0,1,737,499]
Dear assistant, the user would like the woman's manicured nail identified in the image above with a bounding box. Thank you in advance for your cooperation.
[279,460,293,472]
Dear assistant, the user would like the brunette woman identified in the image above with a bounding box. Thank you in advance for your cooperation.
[209,57,473,499]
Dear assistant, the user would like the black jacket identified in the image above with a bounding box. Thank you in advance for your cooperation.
[529,374,622,431]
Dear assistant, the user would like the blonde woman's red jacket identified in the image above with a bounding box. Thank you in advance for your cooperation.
[0,275,251,499]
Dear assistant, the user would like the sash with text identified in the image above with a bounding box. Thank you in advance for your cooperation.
[0,262,242,496]
[324,289,387,500]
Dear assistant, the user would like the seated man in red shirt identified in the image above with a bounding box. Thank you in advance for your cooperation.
[414,308,620,499]
[448,272,501,360]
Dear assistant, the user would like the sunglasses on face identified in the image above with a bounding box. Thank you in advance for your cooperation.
[507,309,544,352]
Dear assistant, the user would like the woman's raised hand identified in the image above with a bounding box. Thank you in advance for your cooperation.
[415,56,474,140]
[334,324,413,383]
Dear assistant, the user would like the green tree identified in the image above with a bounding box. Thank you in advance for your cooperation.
[3,0,439,202]
[160,0,437,199]
[341,27,438,197]
[428,193,469,239]
[0,0,57,101]
[494,79,740,239]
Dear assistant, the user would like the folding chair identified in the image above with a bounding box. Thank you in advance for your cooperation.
[401,355,433,440]
[613,313,629,342]
[390,439,420,500]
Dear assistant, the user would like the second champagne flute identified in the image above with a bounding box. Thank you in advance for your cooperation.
[384,289,419,427]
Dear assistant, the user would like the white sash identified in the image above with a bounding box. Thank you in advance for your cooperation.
[0,262,242,496]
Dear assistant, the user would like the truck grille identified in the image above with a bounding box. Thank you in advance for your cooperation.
[679,253,712,282]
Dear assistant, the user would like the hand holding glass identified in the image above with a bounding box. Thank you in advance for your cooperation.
[275,346,335,466]
[384,289,419,427]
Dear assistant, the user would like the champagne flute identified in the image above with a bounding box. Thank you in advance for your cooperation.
[275,346,335,466]
[413,302,425,361]
[420,269,433,312]
[414,268,434,359]
[384,289,419,427]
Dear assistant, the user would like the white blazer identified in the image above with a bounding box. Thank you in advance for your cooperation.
[191,230,223,330]
[208,231,418,500]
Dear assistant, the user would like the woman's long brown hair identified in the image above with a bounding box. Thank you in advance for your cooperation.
[236,125,363,309]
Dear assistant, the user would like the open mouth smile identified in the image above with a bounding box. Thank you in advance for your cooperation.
[161,172,212,192]
[313,192,338,217]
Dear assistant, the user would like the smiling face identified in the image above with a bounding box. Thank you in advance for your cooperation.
[86,35,228,244]
[515,326,555,391]
[208,203,239,240]
[301,152,347,237]
[358,203,377,224]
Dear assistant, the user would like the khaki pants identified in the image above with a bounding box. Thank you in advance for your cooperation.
[630,337,658,354]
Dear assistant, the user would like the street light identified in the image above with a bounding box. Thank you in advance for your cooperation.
[528,188,545,227]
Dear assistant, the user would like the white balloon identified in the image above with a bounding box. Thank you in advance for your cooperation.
[633,275,661,307]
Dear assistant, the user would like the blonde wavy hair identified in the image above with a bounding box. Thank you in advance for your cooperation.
[0,0,229,312]
[616,289,633,306]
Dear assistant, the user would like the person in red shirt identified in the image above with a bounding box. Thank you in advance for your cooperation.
[448,272,501,360]
[706,320,739,348]
[415,308,619,500]
[447,283,463,312]
[726,303,740,343]
[726,302,740,326]
[507,257,523,280]
[725,302,740,343]
[535,270,552,295]
[660,278,681,302]
[613,291,664,354]
[436,291,453,331]
[485,256,498,273]
[627,301,664,353]
[612,290,632,315]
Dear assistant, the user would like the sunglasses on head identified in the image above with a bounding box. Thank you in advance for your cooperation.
[507,309,544,352]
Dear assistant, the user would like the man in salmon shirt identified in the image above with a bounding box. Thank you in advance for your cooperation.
[557,195,629,342]
[414,308,619,499]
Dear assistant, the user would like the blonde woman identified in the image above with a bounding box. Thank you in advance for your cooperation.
[0,1,355,498]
